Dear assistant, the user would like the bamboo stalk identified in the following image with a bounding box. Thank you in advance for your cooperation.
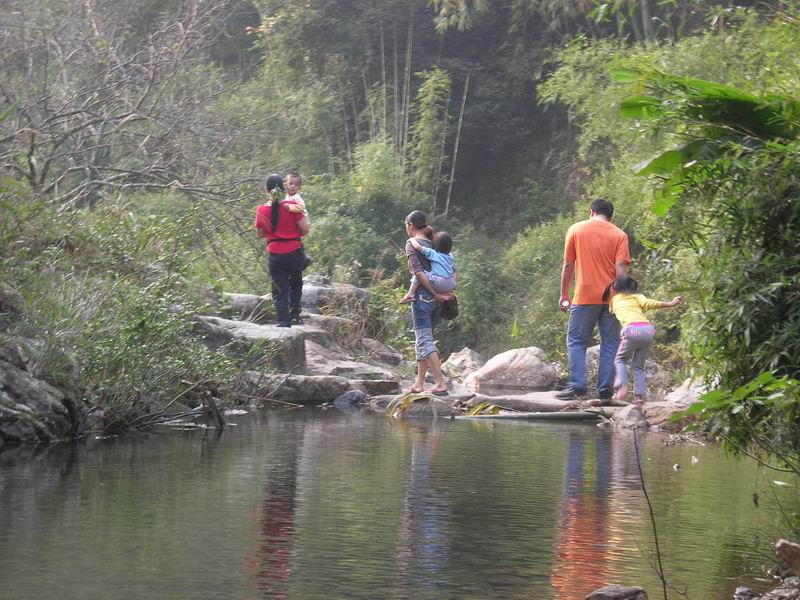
[444,72,469,220]
[363,73,376,138]
[393,25,399,149]
[431,82,452,219]
[399,16,413,169]
[380,21,387,136]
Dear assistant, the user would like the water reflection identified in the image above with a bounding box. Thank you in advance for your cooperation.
[394,422,449,596]
[552,432,613,596]
[245,422,300,599]
[0,413,794,600]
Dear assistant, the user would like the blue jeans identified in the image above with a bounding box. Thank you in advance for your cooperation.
[566,304,621,394]
[411,289,440,360]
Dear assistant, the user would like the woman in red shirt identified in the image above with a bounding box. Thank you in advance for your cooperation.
[255,175,311,327]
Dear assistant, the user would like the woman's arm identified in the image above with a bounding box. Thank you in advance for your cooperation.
[415,271,448,302]
[297,215,310,236]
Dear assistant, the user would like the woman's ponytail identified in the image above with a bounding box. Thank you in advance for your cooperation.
[265,174,284,232]
[270,202,281,230]
[421,226,434,240]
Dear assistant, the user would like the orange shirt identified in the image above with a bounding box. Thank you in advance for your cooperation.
[564,219,630,305]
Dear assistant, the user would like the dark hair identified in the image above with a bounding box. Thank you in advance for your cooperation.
[405,210,433,240]
[590,198,614,219]
[602,275,638,303]
[433,231,452,254]
[265,174,284,193]
[265,174,284,230]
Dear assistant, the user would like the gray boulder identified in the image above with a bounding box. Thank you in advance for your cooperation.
[0,338,78,444]
[463,347,558,391]
[443,347,484,380]
[361,338,403,366]
[301,276,371,314]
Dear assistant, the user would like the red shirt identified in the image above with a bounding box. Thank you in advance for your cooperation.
[255,201,304,254]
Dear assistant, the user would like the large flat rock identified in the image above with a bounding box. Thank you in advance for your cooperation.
[305,341,397,380]
[241,373,352,405]
[197,316,307,373]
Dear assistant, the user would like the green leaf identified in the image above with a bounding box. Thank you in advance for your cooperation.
[652,194,678,217]
[609,67,640,83]
[619,95,662,119]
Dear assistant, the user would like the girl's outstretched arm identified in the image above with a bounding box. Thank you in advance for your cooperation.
[662,295,683,308]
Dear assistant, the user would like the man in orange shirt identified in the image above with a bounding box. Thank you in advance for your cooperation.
[557,199,631,400]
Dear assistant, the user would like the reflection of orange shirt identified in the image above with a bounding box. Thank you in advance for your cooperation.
[551,494,610,599]
[564,219,630,305]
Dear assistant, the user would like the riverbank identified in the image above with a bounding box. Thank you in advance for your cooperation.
[1,276,704,447]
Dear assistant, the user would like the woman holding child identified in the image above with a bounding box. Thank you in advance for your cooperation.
[403,210,452,395]
[255,174,310,327]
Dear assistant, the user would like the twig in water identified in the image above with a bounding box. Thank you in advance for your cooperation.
[129,378,211,428]
[230,391,302,408]
[633,428,669,600]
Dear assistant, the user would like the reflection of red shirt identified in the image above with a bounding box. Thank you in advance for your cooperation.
[255,201,304,254]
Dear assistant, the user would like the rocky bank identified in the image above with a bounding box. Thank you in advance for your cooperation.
[1,276,705,447]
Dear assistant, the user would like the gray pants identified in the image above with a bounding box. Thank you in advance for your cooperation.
[614,323,655,397]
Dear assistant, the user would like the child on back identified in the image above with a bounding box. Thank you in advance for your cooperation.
[400,231,456,303]
[603,276,683,405]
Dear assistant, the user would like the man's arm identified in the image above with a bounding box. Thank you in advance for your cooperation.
[615,259,628,277]
[560,260,575,312]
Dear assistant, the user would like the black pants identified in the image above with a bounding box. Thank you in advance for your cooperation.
[268,248,305,326]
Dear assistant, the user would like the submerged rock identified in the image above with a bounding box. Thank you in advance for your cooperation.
[586,586,647,600]
[614,405,647,429]
[334,390,367,409]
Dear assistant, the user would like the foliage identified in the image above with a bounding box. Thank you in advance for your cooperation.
[0,195,238,426]
[615,67,800,388]
[676,373,800,478]
[407,68,451,200]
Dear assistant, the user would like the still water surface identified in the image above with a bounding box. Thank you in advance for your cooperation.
[0,410,794,599]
